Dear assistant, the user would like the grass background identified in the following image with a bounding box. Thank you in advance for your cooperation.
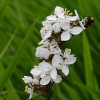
[0,0,100,100]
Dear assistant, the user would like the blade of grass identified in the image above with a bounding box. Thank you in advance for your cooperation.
[0,0,11,21]
[74,81,100,100]
[0,96,3,100]
[6,89,15,100]
[0,29,18,60]
[0,62,20,100]
[61,82,81,100]
[0,17,39,92]
[82,32,99,91]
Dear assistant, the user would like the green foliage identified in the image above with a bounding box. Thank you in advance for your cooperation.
[0,0,100,100]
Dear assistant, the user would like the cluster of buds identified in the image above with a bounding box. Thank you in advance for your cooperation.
[22,6,86,99]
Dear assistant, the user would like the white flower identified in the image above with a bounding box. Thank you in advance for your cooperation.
[46,15,57,23]
[40,28,52,41]
[39,61,62,85]
[61,65,69,76]
[60,19,83,41]
[42,21,52,30]
[22,76,33,83]
[51,54,69,76]
[50,40,61,54]
[35,46,51,59]
[75,10,85,29]
[52,54,63,67]
[38,40,61,54]
[74,10,80,20]
[39,61,53,72]
[27,88,34,99]
[40,20,53,42]
[67,16,78,21]
[64,48,76,65]
[30,66,42,76]
[53,22,61,33]
[40,72,62,85]
[22,76,39,85]
[54,6,65,19]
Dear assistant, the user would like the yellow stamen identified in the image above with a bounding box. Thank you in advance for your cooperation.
[37,66,39,71]
[64,12,67,14]
[65,48,70,53]
[43,25,46,28]
[43,23,48,28]
[25,86,28,92]
[69,13,73,16]
[47,67,49,70]
[85,17,87,19]
[67,10,70,13]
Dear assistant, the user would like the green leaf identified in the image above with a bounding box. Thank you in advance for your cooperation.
[0,62,20,100]
[0,96,3,100]
[0,17,39,92]
[82,32,99,91]
[74,81,100,100]
[61,82,81,100]
[0,29,17,60]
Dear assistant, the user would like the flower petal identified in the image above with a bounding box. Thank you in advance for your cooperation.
[39,61,52,71]
[53,74,62,83]
[40,76,51,85]
[40,72,46,78]
[46,15,57,21]
[62,65,69,76]
[30,67,42,76]
[22,76,32,83]
[27,88,33,99]
[60,20,70,30]
[65,57,76,65]
[35,47,51,59]
[55,6,64,14]
[61,31,71,41]
[53,22,61,33]
[71,27,83,35]
[33,79,39,85]
[79,21,86,30]
[52,54,63,67]
[44,30,52,40]
[64,49,71,58]
[50,68,57,80]
[74,10,80,20]
[67,16,77,21]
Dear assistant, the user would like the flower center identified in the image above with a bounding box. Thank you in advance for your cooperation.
[47,67,49,70]
[37,66,39,71]
[65,48,70,53]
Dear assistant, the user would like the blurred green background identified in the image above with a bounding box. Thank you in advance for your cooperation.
[0,0,100,100]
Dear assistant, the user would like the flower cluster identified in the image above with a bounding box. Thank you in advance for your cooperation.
[22,6,86,99]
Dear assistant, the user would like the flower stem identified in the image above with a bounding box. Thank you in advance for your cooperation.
[46,83,53,100]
